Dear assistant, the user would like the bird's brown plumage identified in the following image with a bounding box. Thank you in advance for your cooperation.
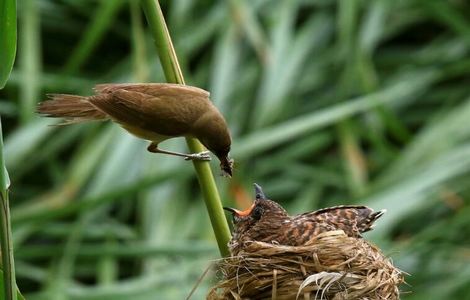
[37,83,233,176]
[225,184,385,255]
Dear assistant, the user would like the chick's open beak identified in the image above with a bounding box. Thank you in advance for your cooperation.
[223,204,254,217]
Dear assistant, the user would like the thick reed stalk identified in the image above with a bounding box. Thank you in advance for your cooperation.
[139,0,231,257]
[0,118,16,300]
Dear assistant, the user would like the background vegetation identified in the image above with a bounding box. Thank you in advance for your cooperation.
[0,0,469,299]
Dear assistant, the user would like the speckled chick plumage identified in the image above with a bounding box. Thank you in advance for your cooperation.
[225,184,385,255]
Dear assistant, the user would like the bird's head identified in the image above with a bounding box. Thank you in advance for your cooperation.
[193,109,234,177]
[204,136,233,177]
[224,183,288,230]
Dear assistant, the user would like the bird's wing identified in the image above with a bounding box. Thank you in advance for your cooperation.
[297,206,385,236]
[88,89,192,136]
[310,205,369,215]
[94,83,210,99]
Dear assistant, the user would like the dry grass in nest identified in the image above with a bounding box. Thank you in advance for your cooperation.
[208,230,404,300]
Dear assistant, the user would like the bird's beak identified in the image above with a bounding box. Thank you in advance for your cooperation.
[254,183,267,200]
[223,203,255,217]
[220,157,234,177]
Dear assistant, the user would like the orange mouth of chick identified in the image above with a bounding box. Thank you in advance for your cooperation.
[224,203,255,217]
[235,203,255,216]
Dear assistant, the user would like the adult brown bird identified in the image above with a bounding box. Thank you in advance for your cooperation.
[224,183,386,255]
[37,83,234,176]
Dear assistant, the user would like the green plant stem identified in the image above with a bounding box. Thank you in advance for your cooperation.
[139,0,231,257]
[0,118,16,300]
[0,194,15,300]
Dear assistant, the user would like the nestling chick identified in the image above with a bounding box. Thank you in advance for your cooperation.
[224,183,385,255]
[37,83,234,176]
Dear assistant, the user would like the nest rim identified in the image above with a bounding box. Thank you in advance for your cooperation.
[209,230,404,300]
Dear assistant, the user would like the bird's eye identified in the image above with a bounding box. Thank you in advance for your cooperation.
[251,206,263,221]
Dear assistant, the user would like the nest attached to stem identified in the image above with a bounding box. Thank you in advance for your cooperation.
[208,230,404,300]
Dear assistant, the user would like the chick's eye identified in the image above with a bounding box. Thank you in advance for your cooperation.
[251,206,263,220]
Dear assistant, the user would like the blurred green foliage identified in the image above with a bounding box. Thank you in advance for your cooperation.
[0,0,469,299]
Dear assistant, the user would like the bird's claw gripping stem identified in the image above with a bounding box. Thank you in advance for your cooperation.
[184,151,212,161]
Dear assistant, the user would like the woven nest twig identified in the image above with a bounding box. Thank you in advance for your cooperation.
[208,230,404,300]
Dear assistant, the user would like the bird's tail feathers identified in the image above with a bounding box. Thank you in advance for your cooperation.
[358,209,386,233]
[37,94,108,124]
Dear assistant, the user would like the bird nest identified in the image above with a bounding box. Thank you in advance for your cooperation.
[208,230,404,300]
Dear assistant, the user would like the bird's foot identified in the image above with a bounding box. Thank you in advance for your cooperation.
[184,151,211,161]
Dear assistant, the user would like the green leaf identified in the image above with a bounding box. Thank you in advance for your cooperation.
[0,0,17,89]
